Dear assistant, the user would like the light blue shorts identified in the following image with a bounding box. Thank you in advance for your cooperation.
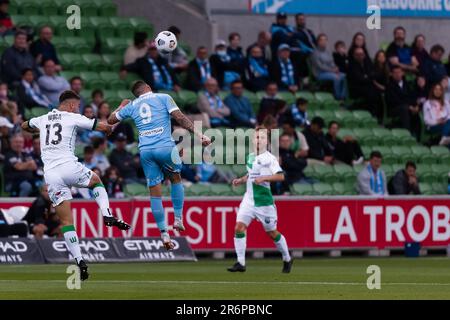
[140,146,182,187]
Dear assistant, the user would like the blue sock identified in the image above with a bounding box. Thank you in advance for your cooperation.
[171,182,184,220]
[150,197,166,232]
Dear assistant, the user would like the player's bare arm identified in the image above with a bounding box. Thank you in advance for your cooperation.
[95,121,113,136]
[21,121,39,134]
[232,174,249,186]
[254,173,285,184]
[107,99,131,125]
[171,109,211,146]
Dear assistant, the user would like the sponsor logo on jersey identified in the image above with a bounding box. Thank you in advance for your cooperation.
[139,127,164,137]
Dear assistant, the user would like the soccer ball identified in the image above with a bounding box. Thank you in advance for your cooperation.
[155,31,178,54]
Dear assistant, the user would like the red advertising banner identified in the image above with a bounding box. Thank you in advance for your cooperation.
[1,197,449,250]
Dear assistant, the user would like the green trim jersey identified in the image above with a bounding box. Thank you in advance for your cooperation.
[243,151,283,207]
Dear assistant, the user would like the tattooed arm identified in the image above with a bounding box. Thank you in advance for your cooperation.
[171,109,211,146]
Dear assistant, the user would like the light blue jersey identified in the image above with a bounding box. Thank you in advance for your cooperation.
[116,92,179,151]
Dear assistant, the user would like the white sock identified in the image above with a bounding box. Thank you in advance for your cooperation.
[275,234,291,262]
[93,184,112,217]
[62,225,83,264]
[234,234,246,266]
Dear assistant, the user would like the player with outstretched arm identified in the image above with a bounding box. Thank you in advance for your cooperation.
[22,90,131,281]
[228,126,293,273]
[108,81,211,250]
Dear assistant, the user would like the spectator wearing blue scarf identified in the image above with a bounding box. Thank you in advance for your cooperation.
[197,77,231,128]
[122,43,180,92]
[270,12,294,56]
[210,40,241,90]
[357,151,387,196]
[286,98,309,128]
[270,44,300,93]
[245,45,270,92]
[187,46,218,92]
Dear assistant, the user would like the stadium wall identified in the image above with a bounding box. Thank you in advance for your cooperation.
[1,197,449,254]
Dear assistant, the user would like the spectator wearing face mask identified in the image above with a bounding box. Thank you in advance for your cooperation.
[210,40,242,90]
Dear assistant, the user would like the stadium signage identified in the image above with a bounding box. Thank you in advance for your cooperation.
[0,198,449,251]
[0,238,45,264]
[250,0,450,17]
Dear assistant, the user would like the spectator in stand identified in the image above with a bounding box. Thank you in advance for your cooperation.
[386,65,421,140]
[270,12,294,55]
[386,26,419,73]
[123,31,148,65]
[281,97,309,128]
[224,80,256,128]
[446,53,450,76]
[109,133,140,183]
[30,135,44,184]
[0,116,13,159]
[97,100,111,123]
[423,82,450,146]
[30,26,61,71]
[441,76,450,102]
[23,184,60,238]
[92,137,110,174]
[3,133,37,196]
[17,68,52,110]
[388,161,421,195]
[257,82,286,124]
[347,47,382,122]
[420,44,446,86]
[333,40,349,73]
[245,45,270,92]
[77,105,96,144]
[246,31,272,62]
[372,50,389,93]
[411,34,429,68]
[348,32,371,65]
[103,166,125,199]
[122,41,180,92]
[37,59,70,106]
[292,13,316,53]
[81,145,97,170]
[227,32,245,75]
[270,44,300,93]
[186,46,216,92]
[1,31,37,87]
[210,40,241,90]
[302,116,333,165]
[167,26,189,72]
[0,81,21,123]
[279,132,307,192]
[281,120,309,157]
[69,76,87,111]
[197,77,231,127]
[0,0,14,36]
[413,75,428,106]
[311,34,347,101]
[89,89,103,115]
[357,151,387,196]
[325,121,364,166]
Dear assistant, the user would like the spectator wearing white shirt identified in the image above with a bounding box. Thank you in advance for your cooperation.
[123,32,148,65]
[423,82,450,146]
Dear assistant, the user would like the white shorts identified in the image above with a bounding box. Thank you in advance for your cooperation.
[44,162,93,206]
[236,201,278,232]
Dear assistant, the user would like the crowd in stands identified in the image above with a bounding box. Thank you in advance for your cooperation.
[2,0,450,210]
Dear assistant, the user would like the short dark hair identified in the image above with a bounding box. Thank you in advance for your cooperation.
[59,90,80,104]
[334,40,345,49]
[430,44,445,55]
[393,26,406,34]
[317,33,327,42]
[133,31,148,46]
[92,137,106,149]
[390,65,402,72]
[405,160,416,170]
[91,89,103,99]
[21,68,33,76]
[296,97,308,106]
[295,13,304,19]
[230,80,243,88]
[14,30,27,38]
[370,150,383,159]
[266,81,277,89]
[69,76,82,84]
[328,120,339,129]
[131,80,148,97]
[42,58,55,66]
[84,145,94,154]
[311,116,325,129]
[168,26,181,35]
[228,32,240,42]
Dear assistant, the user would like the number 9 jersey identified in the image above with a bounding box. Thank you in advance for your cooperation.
[29,109,97,170]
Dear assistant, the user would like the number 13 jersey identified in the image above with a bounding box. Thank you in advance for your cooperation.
[29,109,96,170]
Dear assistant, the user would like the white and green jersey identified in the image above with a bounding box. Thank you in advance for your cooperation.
[243,151,283,207]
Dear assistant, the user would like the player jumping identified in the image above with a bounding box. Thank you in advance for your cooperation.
[22,90,131,281]
[108,81,211,250]
[228,126,293,273]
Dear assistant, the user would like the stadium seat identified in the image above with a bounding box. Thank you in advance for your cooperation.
[129,17,154,35]
[65,37,91,54]
[372,128,396,146]
[352,128,377,147]
[352,110,377,128]
[110,17,135,38]
[31,107,49,117]
[99,71,126,90]
[333,164,356,184]
[232,165,247,177]
[80,71,105,89]
[124,73,142,87]
[102,54,123,70]
[291,183,316,195]
[210,184,233,196]
[60,54,85,71]
[312,165,338,183]
[411,145,436,164]
[390,145,412,164]
[177,90,198,107]
[232,184,246,196]
[188,184,211,196]
[41,1,59,16]
[124,183,147,197]
[430,164,448,183]
[332,182,356,195]
[49,16,78,37]
[277,91,296,105]
[314,91,339,109]
[82,54,108,72]
[28,15,49,29]
[95,0,117,17]
[104,37,130,55]
[10,15,30,28]
[60,71,79,82]
[52,37,72,54]
[419,182,434,195]
[73,0,99,16]
[334,110,357,128]
[432,182,447,194]
[312,183,335,195]
[19,1,40,15]
[430,146,450,165]
[89,16,116,39]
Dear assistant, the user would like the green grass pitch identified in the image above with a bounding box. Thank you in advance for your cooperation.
[0,258,450,299]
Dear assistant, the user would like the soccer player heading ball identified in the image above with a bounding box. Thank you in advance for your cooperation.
[228,127,293,273]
